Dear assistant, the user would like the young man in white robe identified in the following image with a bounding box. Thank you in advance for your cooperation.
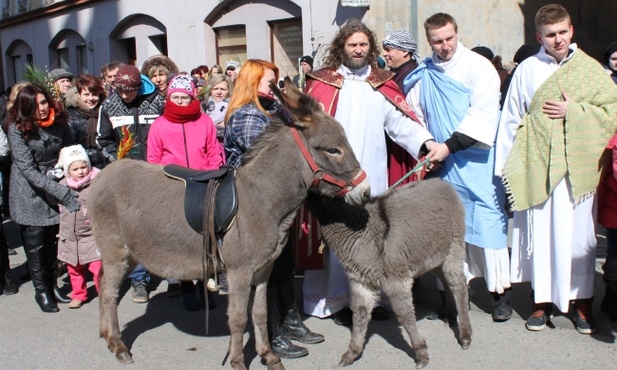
[404,13,511,322]
[496,4,617,334]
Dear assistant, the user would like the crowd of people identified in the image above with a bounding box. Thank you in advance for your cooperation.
[0,2,616,361]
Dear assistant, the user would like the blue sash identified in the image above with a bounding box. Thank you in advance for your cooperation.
[404,60,507,249]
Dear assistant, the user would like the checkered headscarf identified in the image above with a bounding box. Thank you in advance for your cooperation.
[382,29,422,63]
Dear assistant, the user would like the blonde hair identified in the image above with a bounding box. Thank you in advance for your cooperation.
[225,59,279,124]
[205,74,233,99]
[7,81,30,111]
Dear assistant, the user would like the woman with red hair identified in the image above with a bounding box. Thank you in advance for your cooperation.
[224,59,324,359]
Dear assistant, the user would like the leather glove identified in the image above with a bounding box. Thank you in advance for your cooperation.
[61,189,81,212]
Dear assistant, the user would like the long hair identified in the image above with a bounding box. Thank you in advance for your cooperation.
[225,59,279,123]
[208,64,223,79]
[322,19,380,69]
[205,74,233,99]
[9,84,67,140]
[75,74,107,107]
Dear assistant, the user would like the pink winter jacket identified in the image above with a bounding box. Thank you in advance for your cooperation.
[597,133,617,229]
[147,113,224,170]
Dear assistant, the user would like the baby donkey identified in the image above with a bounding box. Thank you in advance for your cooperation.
[306,178,472,368]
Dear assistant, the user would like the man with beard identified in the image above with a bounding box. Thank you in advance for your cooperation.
[404,13,510,323]
[301,19,439,326]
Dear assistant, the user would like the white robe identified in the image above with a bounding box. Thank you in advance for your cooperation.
[406,43,510,293]
[495,44,596,312]
[303,64,433,318]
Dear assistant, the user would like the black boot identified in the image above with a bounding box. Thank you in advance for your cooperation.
[181,280,199,311]
[278,281,324,344]
[491,288,513,322]
[23,227,58,313]
[605,279,617,322]
[268,287,308,359]
[0,216,17,295]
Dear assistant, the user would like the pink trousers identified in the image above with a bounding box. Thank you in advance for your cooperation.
[67,261,102,301]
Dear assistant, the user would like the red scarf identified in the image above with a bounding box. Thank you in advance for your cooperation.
[163,99,201,123]
[37,108,56,128]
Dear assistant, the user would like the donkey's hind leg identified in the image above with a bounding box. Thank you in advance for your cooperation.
[382,278,430,369]
[339,279,378,367]
[437,250,472,350]
[99,251,135,364]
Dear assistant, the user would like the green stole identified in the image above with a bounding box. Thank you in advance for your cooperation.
[503,50,617,211]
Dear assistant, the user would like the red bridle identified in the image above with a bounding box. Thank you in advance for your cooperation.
[290,126,367,197]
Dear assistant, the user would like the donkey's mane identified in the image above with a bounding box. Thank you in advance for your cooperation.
[240,115,295,167]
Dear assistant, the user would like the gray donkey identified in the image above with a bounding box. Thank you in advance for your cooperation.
[305,178,472,369]
[88,80,370,370]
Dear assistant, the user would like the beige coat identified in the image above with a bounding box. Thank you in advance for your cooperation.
[57,178,101,266]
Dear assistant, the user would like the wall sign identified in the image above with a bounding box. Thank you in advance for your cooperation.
[341,0,369,7]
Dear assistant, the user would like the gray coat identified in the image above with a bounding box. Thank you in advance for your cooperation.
[7,122,74,226]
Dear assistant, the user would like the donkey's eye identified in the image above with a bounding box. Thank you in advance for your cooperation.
[325,148,341,155]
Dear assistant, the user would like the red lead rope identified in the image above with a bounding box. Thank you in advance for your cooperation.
[290,127,367,196]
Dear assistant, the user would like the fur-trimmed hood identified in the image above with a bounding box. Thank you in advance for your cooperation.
[64,86,92,111]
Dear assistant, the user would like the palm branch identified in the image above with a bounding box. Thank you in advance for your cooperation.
[22,63,60,99]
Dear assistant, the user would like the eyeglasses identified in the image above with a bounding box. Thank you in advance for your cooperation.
[169,95,192,102]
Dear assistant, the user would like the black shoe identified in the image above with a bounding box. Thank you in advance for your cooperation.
[281,317,324,344]
[166,282,182,298]
[54,285,71,303]
[270,335,308,359]
[183,291,200,311]
[371,306,389,321]
[492,301,513,322]
[35,291,59,313]
[332,307,353,326]
[525,303,552,331]
[2,270,17,295]
[572,299,597,335]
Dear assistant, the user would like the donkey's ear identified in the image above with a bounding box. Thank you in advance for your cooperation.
[283,77,303,101]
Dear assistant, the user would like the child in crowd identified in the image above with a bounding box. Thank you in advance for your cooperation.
[147,74,223,311]
[56,144,102,309]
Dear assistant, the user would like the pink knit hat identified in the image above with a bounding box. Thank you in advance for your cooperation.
[166,75,195,98]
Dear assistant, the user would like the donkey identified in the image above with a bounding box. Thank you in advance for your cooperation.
[88,80,370,370]
[305,178,472,369]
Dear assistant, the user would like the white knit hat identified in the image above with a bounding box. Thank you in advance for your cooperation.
[57,144,90,176]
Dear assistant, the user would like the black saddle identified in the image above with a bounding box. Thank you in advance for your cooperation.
[163,164,238,235]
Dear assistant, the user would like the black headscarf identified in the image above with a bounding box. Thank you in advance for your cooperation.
[603,42,617,74]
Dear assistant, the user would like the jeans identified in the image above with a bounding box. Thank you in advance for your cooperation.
[129,263,150,284]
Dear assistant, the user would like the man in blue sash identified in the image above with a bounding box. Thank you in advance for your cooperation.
[404,13,510,321]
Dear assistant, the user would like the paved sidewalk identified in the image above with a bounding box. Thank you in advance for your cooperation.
[1,218,615,369]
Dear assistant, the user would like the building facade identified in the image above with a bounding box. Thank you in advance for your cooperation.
[0,0,614,90]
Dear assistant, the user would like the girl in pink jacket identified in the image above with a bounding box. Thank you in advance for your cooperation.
[147,75,223,170]
[147,75,223,311]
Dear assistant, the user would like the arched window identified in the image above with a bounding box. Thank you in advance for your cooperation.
[49,29,89,75]
[5,39,33,85]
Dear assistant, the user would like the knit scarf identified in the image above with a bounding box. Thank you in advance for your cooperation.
[37,108,56,128]
[163,98,201,123]
[77,108,99,147]
[502,50,617,211]
[66,167,100,190]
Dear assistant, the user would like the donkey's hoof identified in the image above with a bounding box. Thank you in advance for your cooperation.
[415,359,429,369]
[116,351,134,364]
[338,357,353,367]
[267,360,286,370]
[460,339,472,350]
